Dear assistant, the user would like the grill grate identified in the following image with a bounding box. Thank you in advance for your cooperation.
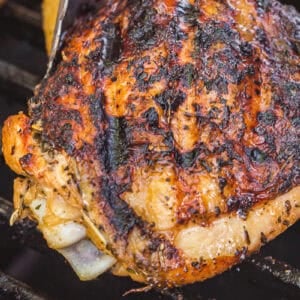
[0,270,45,300]
[0,1,299,299]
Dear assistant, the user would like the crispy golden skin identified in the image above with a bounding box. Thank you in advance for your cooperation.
[2,0,300,288]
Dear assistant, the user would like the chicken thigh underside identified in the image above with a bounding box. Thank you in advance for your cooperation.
[2,0,300,288]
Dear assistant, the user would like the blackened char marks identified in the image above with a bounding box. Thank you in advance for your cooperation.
[255,27,271,54]
[278,136,299,164]
[89,22,122,64]
[46,106,82,124]
[246,147,268,164]
[176,1,200,25]
[181,64,198,88]
[89,94,106,127]
[194,21,238,51]
[281,82,300,112]
[101,180,141,237]
[227,194,255,217]
[105,116,129,171]
[143,107,159,128]
[256,0,271,15]
[101,22,122,63]
[131,56,151,91]
[175,148,200,169]
[29,96,43,122]
[257,110,277,126]
[43,106,82,154]
[89,95,130,172]
[88,22,122,77]
[167,19,188,42]
[128,0,158,49]
[205,76,228,95]
[167,64,198,88]
[19,153,33,168]
[56,123,75,154]
[89,94,107,163]
[154,89,186,114]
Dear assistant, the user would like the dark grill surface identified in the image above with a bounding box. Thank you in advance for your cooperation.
[0,1,299,299]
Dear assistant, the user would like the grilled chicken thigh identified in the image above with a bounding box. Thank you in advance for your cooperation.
[2,0,300,288]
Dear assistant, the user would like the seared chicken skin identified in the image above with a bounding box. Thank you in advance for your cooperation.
[2,0,300,288]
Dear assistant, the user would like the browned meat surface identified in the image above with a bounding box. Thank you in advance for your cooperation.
[2,0,300,288]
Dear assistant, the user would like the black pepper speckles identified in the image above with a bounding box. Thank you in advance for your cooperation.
[57,123,75,154]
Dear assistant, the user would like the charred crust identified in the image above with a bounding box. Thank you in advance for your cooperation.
[218,177,227,193]
[191,259,203,270]
[227,194,255,216]
[19,153,33,167]
[168,19,188,42]
[128,4,158,49]
[89,22,122,65]
[176,1,200,25]
[247,147,268,164]
[255,27,271,54]
[256,0,271,15]
[142,107,159,128]
[104,116,129,171]
[175,148,200,169]
[23,0,300,269]
[100,179,142,237]
[154,89,186,114]
[257,110,277,126]
[57,123,75,154]
[195,21,237,50]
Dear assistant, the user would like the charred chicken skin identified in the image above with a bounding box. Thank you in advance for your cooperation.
[2,0,300,288]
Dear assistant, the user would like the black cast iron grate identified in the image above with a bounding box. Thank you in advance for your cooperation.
[0,1,299,299]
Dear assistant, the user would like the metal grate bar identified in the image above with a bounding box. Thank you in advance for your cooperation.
[0,196,12,220]
[0,270,45,300]
[0,59,39,90]
[5,1,41,27]
[250,255,300,288]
